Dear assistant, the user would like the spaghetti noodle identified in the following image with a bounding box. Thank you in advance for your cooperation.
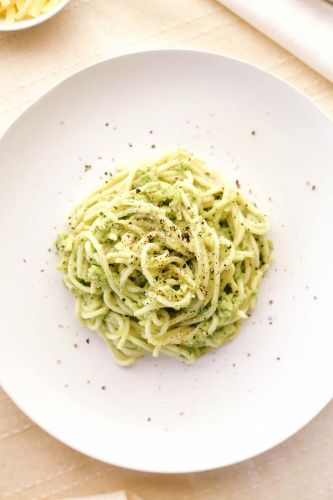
[56,151,272,365]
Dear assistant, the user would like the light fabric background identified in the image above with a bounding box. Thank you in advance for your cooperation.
[63,492,142,500]
[0,1,332,499]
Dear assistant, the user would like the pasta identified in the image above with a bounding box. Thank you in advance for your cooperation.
[0,0,60,23]
[56,151,272,366]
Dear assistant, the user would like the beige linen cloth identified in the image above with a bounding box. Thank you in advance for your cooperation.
[1,1,333,499]
[62,493,142,500]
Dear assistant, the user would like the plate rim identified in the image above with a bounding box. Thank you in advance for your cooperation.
[1,48,332,139]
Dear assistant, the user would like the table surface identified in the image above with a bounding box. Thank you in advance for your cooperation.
[1,1,333,499]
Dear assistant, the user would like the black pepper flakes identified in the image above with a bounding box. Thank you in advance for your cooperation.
[147,417,151,422]
[86,338,90,344]
[311,185,316,191]
[236,179,241,189]
[84,164,92,172]
[74,343,78,348]
[105,123,109,127]
[151,144,156,149]
[251,130,256,135]
[101,385,106,390]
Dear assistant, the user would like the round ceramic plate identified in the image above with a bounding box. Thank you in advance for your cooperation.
[0,50,332,473]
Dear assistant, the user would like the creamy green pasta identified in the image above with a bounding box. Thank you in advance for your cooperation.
[56,151,272,365]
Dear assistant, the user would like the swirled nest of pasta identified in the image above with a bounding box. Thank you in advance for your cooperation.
[56,151,272,365]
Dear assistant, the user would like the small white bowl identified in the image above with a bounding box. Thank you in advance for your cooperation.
[0,0,70,31]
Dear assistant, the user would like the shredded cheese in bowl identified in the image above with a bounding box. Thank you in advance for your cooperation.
[0,0,61,25]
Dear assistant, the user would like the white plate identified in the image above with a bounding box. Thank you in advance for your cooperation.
[0,50,332,473]
[0,0,70,31]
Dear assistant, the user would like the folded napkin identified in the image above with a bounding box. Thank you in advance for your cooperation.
[217,0,333,82]
[62,491,143,500]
